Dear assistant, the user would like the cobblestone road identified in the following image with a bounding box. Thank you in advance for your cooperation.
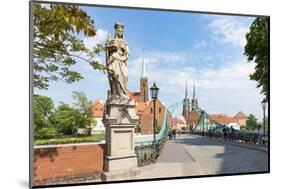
[136,134,268,179]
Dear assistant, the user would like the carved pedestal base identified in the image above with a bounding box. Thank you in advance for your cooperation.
[102,96,141,181]
[101,155,140,181]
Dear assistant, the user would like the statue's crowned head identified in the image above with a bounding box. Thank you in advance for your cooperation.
[114,22,124,39]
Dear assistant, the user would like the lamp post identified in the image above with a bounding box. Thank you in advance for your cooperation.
[261,99,267,136]
[150,82,159,141]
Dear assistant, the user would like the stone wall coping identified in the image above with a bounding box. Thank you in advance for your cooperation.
[34,141,106,149]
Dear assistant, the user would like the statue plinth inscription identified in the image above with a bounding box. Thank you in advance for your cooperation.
[102,23,140,181]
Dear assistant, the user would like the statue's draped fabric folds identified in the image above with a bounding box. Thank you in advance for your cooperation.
[106,22,129,98]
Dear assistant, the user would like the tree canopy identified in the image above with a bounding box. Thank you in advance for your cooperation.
[34,92,96,139]
[245,114,259,131]
[244,17,269,100]
[33,3,106,89]
[34,95,57,139]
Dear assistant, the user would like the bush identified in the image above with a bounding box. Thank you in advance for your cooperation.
[35,127,58,139]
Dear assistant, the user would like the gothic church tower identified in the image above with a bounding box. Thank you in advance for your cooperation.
[182,81,190,120]
[139,49,149,102]
[191,81,198,110]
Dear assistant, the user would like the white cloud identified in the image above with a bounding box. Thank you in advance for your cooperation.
[83,29,109,49]
[128,50,263,120]
[205,15,254,47]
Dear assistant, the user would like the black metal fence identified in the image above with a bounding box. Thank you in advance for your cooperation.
[192,130,260,144]
[135,136,168,166]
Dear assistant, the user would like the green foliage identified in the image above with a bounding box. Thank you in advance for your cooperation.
[47,91,96,136]
[52,103,81,135]
[245,114,259,131]
[33,3,106,89]
[244,17,269,100]
[34,127,57,139]
[35,134,105,145]
[34,95,58,139]
[72,91,96,129]
[34,94,54,128]
[34,92,97,139]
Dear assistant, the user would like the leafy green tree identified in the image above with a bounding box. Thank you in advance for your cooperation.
[53,102,82,135]
[72,91,96,129]
[244,17,269,100]
[245,114,259,131]
[33,3,106,89]
[51,92,96,135]
[34,94,58,139]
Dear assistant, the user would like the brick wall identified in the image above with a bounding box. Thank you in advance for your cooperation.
[34,143,105,186]
[140,99,172,134]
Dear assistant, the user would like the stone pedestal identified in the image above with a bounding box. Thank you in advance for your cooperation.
[101,96,140,181]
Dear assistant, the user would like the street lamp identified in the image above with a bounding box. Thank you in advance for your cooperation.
[261,99,267,136]
[150,82,159,141]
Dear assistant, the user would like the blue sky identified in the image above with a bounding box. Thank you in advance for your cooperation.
[36,4,266,120]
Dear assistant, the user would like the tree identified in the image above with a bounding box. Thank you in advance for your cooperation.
[245,114,259,131]
[51,91,96,135]
[53,103,82,135]
[34,95,57,139]
[244,17,269,100]
[72,91,96,130]
[33,3,106,89]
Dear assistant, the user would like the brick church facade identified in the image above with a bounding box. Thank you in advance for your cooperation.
[182,82,200,129]
[128,54,172,134]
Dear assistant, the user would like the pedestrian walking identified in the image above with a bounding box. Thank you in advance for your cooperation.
[258,125,265,145]
[172,129,176,139]
[222,125,227,140]
[168,130,172,140]
[229,126,234,141]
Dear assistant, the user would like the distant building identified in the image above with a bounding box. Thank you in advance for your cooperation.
[211,114,240,130]
[184,81,200,129]
[91,100,105,134]
[128,52,172,134]
[180,82,247,131]
[139,99,172,134]
[172,116,186,131]
[234,111,247,127]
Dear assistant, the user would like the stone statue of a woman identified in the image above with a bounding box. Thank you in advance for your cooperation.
[105,22,129,99]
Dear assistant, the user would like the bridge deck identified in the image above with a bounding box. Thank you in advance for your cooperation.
[136,134,268,179]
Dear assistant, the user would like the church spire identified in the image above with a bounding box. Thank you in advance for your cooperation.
[185,80,188,99]
[193,80,195,99]
[141,48,147,78]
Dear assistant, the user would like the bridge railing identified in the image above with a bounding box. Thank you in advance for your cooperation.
[192,130,260,144]
[134,110,169,166]
[135,136,168,166]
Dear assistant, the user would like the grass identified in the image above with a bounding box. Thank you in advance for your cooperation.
[35,134,105,146]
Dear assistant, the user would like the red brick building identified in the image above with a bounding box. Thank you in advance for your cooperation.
[128,56,171,134]
[139,99,172,134]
